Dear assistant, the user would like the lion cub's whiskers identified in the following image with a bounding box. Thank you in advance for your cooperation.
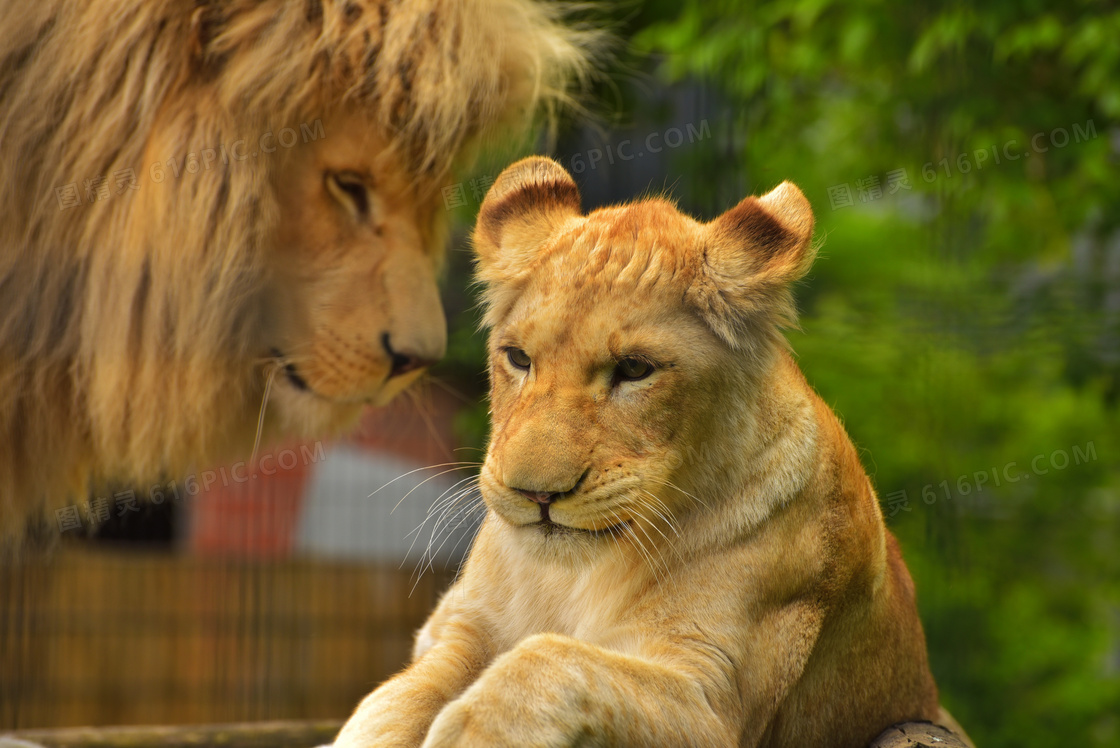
[636,490,688,571]
[405,474,482,560]
[650,478,710,510]
[638,490,683,538]
[615,505,670,584]
[401,473,482,563]
[383,463,483,515]
[365,461,480,501]
[407,476,485,596]
[417,488,484,584]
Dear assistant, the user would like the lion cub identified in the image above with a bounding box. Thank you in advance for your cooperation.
[335,158,944,747]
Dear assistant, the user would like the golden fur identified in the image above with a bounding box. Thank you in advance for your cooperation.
[335,157,959,747]
[0,1,593,543]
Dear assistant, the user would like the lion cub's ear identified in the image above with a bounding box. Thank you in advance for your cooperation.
[694,181,816,346]
[473,157,582,287]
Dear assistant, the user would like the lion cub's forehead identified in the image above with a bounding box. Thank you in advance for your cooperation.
[540,199,706,288]
[499,200,709,354]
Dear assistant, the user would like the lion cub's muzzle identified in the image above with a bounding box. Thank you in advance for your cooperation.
[499,464,596,528]
[516,488,559,524]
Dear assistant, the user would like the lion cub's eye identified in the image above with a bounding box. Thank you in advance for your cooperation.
[506,347,531,371]
[615,357,653,382]
[325,170,371,220]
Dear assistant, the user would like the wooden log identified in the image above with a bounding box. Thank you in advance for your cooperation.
[871,721,972,748]
[1,720,342,748]
[5,718,972,748]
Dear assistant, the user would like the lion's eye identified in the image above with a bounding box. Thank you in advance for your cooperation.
[325,170,371,220]
[615,357,653,382]
[506,347,531,371]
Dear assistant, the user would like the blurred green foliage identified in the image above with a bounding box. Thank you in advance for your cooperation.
[436,1,1120,743]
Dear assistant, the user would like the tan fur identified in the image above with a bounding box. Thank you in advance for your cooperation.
[336,157,951,747]
[0,1,594,544]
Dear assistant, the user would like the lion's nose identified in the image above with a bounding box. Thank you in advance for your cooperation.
[515,489,557,505]
[382,333,438,378]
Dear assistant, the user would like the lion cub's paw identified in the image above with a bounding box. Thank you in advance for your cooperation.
[422,699,494,748]
[424,698,587,748]
[332,702,433,748]
[423,639,595,748]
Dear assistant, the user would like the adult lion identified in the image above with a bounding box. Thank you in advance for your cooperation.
[0,1,591,544]
[334,158,972,747]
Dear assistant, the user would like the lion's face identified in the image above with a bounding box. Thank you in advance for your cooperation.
[0,0,597,538]
[471,158,815,561]
[266,112,447,432]
[479,215,730,556]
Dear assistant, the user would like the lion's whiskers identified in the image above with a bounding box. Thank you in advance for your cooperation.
[605,505,642,566]
[402,473,483,556]
[639,507,687,581]
[391,470,695,591]
[638,491,685,557]
[403,382,456,460]
[650,478,710,510]
[366,461,481,500]
[639,490,682,538]
[419,489,485,582]
[383,463,483,513]
[249,362,281,466]
[405,475,481,555]
[403,472,486,594]
[410,500,484,596]
[632,510,671,582]
[612,504,668,584]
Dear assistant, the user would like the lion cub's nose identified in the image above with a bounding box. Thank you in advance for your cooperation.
[516,489,557,505]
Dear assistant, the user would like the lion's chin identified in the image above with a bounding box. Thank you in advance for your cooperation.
[529,518,631,539]
[370,367,428,407]
[269,383,366,441]
[508,520,631,568]
[481,505,632,567]
[266,361,427,438]
[485,496,633,540]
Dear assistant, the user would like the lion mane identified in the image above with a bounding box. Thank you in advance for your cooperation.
[0,0,592,543]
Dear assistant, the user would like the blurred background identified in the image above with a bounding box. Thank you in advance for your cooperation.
[2,1,1118,745]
